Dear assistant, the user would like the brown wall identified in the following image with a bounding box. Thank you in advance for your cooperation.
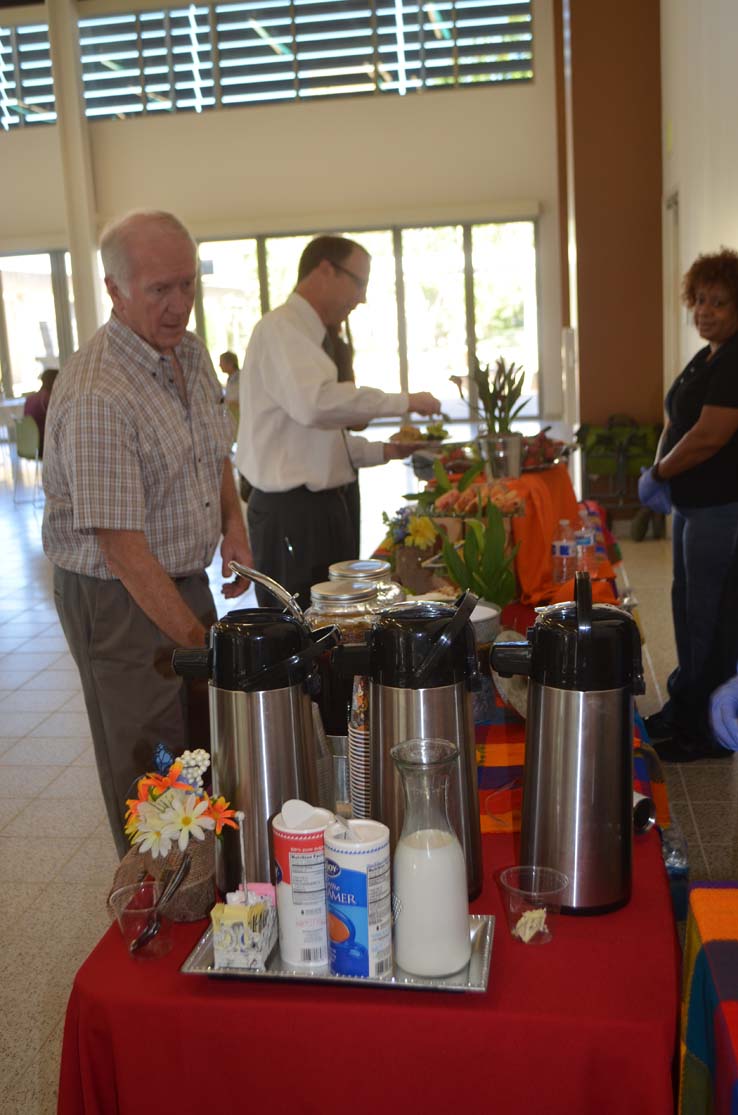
[558,0,664,426]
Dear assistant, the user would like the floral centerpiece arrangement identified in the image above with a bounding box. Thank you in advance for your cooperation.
[441,503,519,608]
[380,505,437,555]
[125,748,236,860]
[378,450,524,605]
[451,358,528,479]
[379,506,439,593]
[109,748,236,921]
[450,357,527,436]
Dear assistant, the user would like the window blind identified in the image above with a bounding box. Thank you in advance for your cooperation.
[0,1,531,129]
[0,22,55,130]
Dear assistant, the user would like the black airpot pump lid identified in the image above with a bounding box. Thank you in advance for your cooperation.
[530,598,644,693]
[211,608,315,692]
[367,596,478,689]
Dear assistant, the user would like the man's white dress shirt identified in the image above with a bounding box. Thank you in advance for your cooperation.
[236,293,408,492]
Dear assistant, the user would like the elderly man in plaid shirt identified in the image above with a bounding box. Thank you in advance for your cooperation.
[42,211,252,856]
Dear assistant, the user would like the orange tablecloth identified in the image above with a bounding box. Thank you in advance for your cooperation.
[507,464,617,604]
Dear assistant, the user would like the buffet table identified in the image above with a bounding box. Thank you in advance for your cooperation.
[679,883,738,1114]
[59,830,679,1115]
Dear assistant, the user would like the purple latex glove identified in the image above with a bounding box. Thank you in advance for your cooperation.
[710,673,738,751]
[637,466,672,514]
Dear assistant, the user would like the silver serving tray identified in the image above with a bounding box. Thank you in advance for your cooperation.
[180,914,494,994]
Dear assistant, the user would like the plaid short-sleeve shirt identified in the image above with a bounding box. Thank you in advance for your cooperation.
[42,316,233,580]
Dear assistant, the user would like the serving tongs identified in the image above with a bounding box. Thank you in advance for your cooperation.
[129,853,191,953]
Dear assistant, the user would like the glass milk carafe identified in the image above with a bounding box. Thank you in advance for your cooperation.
[390,738,471,976]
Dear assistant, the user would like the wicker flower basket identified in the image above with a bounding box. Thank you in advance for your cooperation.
[393,544,437,595]
[108,831,216,922]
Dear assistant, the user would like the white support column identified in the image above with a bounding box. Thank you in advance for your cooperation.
[46,0,104,344]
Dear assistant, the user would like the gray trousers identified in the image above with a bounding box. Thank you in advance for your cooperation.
[53,567,217,858]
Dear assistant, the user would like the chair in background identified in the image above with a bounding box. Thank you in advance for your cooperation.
[13,414,42,505]
[576,415,662,527]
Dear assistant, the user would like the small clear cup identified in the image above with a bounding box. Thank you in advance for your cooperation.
[498,866,568,944]
[108,880,173,959]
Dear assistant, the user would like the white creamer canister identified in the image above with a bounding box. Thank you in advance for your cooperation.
[324,819,393,979]
[272,802,334,968]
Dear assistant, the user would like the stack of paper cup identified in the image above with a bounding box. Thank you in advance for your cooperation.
[324,819,393,980]
[272,801,333,969]
[348,674,371,818]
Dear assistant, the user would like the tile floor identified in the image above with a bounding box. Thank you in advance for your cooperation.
[0,457,736,1113]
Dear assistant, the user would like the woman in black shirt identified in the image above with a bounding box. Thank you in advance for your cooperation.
[640,249,738,761]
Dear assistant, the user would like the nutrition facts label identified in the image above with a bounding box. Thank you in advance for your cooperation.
[289,849,326,907]
[367,859,393,976]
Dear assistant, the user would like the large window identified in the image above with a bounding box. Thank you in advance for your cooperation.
[472,221,538,404]
[333,229,399,391]
[0,225,539,417]
[265,235,313,309]
[0,254,60,395]
[403,225,467,407]
[0,3,533,130]
[198,239,261,367]
[197,219,540,419]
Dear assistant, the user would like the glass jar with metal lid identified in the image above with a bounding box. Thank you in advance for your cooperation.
[306,580,380,805]
[328,559,405,607]
[305,579,380,643]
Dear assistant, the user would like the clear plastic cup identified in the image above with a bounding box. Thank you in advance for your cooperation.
[498,866,568,944]
[108,880,173,959]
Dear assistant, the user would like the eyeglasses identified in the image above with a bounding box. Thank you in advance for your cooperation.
[331,261,369,293]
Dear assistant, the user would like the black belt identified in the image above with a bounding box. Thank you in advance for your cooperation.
[251,484,351,499]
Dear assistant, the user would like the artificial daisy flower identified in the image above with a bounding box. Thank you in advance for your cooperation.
[133,818,174,859]
[126,797,163,842]
[161,793,215,852]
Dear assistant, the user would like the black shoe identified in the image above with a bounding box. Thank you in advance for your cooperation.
[644,712,676,742]
[653,735,733,764]
[630,508,651,542]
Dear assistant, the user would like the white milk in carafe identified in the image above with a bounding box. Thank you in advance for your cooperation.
[393,828,471,976]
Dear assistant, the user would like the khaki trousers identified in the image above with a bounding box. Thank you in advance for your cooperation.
[53,567,216,857]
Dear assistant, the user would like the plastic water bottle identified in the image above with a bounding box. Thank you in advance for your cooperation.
[575,509,597,574]
[552,519,576,584]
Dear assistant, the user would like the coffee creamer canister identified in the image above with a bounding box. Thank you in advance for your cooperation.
[324,819,393,979]
[272,805,333,968]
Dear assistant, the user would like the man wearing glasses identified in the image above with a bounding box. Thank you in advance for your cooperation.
[237,234,440,607]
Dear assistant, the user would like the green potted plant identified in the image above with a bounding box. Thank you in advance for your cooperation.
[440,502,519,610]
[451,357,527,478]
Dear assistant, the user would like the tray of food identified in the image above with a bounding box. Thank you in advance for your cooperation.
[521,430,577,471]
[181,913,494,994]
[389,420,450,450]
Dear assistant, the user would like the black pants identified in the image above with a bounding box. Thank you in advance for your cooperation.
[53,567,216,857]
[247,485,357,608]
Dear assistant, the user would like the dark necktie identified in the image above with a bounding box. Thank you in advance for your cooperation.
[323,330,357,478]
[322,330,336,361]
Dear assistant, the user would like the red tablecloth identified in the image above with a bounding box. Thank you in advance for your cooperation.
[59,831,679,1115]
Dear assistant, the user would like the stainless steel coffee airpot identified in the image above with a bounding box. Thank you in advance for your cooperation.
[491,572,645,914]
